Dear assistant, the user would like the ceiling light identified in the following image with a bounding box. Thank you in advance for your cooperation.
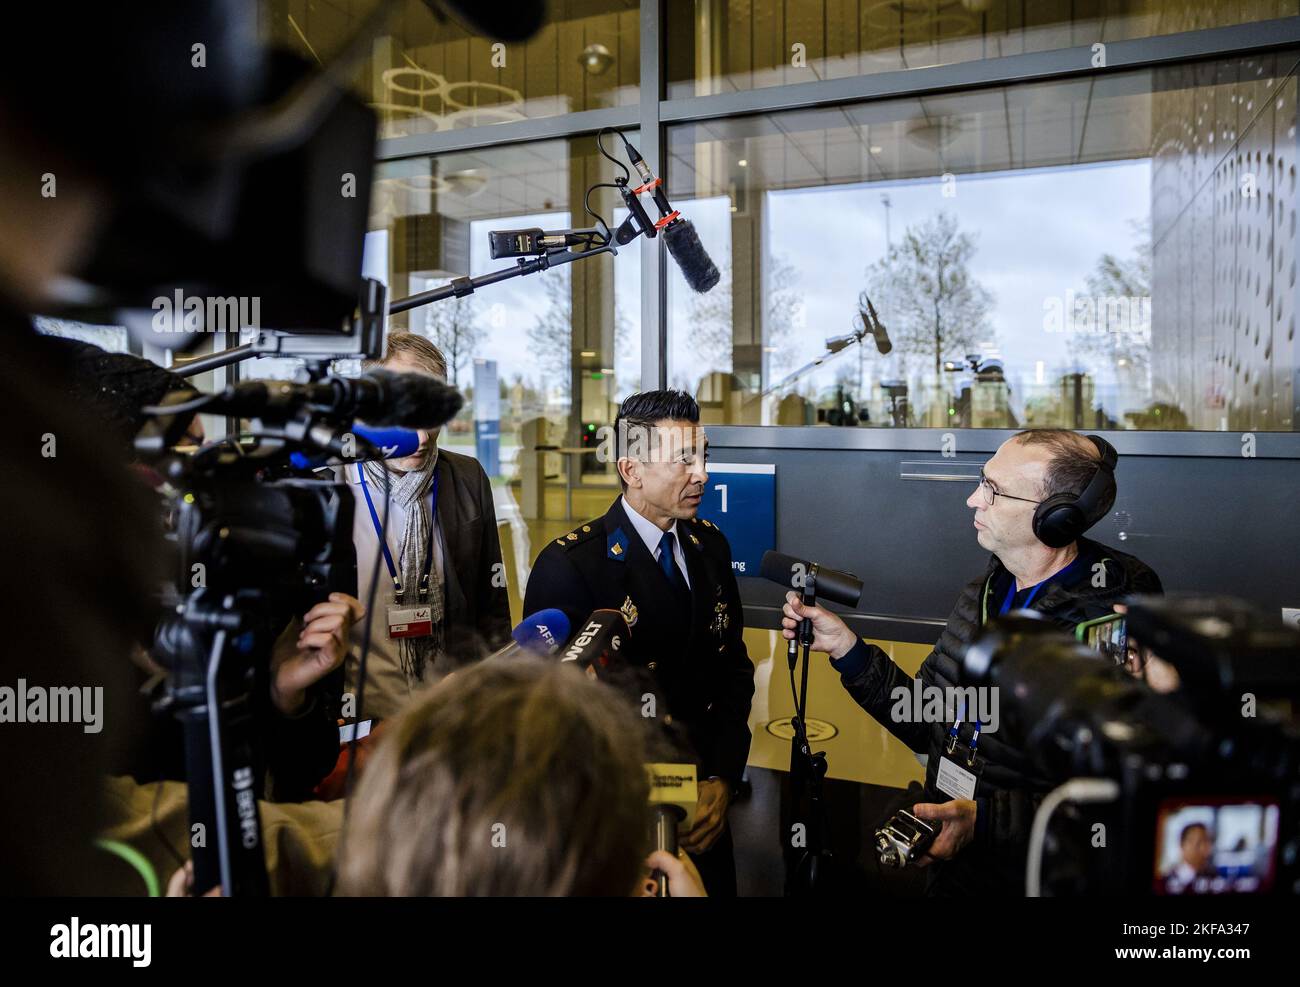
[579,42,614,76]
[443,169,488,197]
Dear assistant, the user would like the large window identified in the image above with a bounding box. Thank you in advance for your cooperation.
[666,0,1298,98]
[665,50,1300,430]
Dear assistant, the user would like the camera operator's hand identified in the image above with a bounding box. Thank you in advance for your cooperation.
[269,592,365,717]
[638,850,706,897]
[165,861,223,897]
[781,591,859,659]
[912,799,977,865]
[680,778,730,854]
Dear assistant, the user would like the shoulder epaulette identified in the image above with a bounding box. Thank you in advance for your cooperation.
[552,521,601,551]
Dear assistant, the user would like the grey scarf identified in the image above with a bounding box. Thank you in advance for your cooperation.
[363,450,445,683]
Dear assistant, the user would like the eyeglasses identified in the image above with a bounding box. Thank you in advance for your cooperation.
[977,468,1041,508]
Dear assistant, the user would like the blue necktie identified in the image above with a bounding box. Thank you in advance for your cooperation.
[658,531,682,588]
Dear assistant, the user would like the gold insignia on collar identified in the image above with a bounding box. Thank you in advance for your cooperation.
[582,524,592,532]
[611,542,623,556]
[620,595,638,628]
[555,539,565,546]
[566,532,578,541]
[688,533,700,546]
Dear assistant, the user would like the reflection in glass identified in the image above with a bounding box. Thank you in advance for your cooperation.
[666,0,1298,99]
[262,0,640,139]
[666,52,1300,431]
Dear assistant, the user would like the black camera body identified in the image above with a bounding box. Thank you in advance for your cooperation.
[140,385,365,896]
[962,598,1300,896]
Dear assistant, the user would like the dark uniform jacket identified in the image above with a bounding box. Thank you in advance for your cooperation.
[523,498,755,786]
[427,448,513,666]
[832,537,1163,895]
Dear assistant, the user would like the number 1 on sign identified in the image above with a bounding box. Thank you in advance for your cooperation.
[716,483,728,512]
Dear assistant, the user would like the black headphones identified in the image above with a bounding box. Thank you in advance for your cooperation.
[1030,435,1118,548]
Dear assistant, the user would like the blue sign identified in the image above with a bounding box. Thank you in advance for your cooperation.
[696,463,775,578]
[473,359,500,477]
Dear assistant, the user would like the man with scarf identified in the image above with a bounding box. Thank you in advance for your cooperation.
[341,332,512,723]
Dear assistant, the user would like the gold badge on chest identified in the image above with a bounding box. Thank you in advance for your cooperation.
[620,595,639,628]
[712,599,730,638]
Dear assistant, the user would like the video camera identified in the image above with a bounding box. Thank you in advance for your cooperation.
[135,317,464,895]
[962,596,1300,896]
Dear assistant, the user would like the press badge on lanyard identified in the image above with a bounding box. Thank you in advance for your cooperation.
[359,469,439,641]
[935,702,982,801]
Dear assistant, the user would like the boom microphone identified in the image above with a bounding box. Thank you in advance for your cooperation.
[662,221,722,294]
[862,294,893,355]
[619,136,721,294]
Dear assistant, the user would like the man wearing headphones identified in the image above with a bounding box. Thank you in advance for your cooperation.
[782,429,1162,895]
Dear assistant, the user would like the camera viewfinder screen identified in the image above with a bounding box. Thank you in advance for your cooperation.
[1153,798,1280,894]
[1082,615,1127,665]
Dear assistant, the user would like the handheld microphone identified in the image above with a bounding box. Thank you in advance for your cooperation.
[510,609,570,656]
[289,424,421,470]
[646,763,698,897]
[558,609,630,677]
[489,609,572,660]
[759,551,864,607]
[180,370,464,429]
[760,550,864,668]
[619,136,721,294]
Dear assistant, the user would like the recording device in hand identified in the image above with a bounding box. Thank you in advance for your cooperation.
[759,550,864,609]
[875,809,942,869]
[647,764,698,897]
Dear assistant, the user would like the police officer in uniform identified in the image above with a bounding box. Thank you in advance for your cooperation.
[524,391,754,896]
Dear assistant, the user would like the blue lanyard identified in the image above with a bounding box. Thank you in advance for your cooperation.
[945,701,981,763]
[358,468,439,598]
[999,555,1081,616]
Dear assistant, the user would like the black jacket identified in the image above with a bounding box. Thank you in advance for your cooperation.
[432,448,513,666]
[835,537,1163,895]
[523,498,755,785]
